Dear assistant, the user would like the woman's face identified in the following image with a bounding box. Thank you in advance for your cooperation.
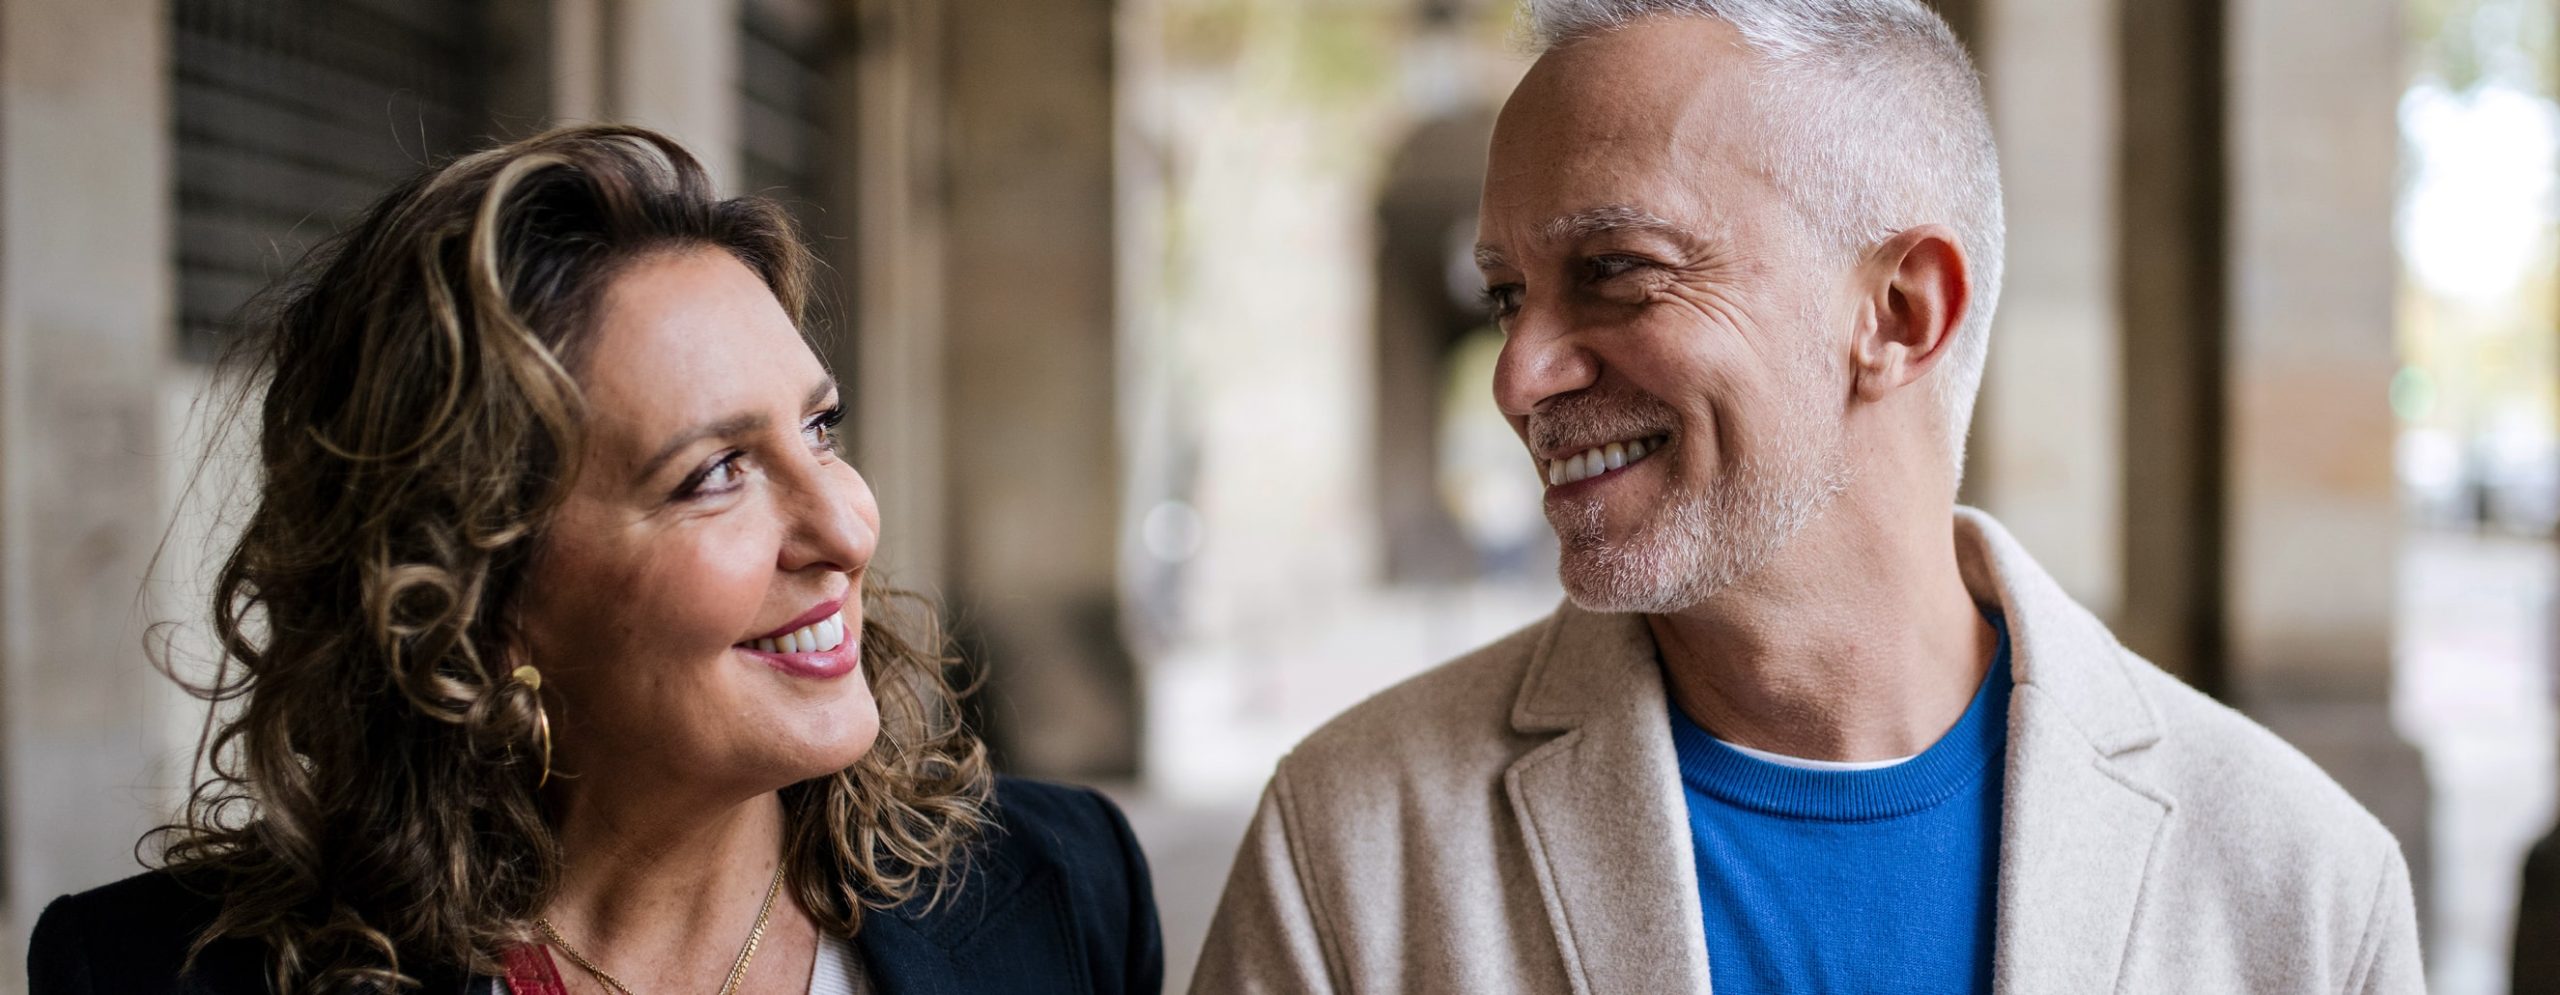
[520,246,881,797]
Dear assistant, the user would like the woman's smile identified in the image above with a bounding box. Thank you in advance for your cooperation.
[734,598,862,679]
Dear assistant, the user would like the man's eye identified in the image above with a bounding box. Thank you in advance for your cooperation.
[1479,284,1523,318]
[1586,255,1646,281]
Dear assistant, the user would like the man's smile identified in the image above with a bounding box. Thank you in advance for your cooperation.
[1543,433,1672,487]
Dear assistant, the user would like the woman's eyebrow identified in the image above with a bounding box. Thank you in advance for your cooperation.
[639,411,769,479]
[635,378,838,480]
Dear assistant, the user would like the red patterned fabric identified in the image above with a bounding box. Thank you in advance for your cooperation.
[500,945,569,995]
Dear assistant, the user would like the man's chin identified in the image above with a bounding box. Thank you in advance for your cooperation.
[1553,541,1706,615]
[1545,497,1648,548]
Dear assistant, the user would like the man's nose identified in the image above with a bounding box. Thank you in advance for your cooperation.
[1492,309,1599,418]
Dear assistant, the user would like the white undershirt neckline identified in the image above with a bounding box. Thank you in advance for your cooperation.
[809,932,866,995]
[1711,736,1919,772]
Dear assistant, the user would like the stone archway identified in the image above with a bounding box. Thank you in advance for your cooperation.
[1374,107,1503,583]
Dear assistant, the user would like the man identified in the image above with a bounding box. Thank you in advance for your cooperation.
[1194,1,2423,992]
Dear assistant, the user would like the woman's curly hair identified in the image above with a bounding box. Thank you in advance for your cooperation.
[150,125,992,992]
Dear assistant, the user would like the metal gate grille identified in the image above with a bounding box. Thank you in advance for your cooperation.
[739,0,840,230]
[739,0,853,370]
[172,0,489,359]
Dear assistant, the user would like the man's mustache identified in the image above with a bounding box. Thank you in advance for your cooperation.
[1525,391,1681,452]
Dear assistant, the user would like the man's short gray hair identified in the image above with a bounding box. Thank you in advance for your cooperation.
[1526,0,2005,479]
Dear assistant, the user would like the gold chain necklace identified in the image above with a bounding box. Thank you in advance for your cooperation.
[536,864,786,995]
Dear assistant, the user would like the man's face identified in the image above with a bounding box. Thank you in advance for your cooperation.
[1476,19,1854,613]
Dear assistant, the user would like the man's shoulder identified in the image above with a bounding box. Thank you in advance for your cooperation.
[2108,654,2403,878]
[2088,653,2421,985]
[1274,610,1557,793]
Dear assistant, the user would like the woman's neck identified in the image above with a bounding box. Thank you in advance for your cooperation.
[541,786,816,992]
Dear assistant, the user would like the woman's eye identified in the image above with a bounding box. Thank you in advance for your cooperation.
[680,452,747,499]
[806,405,847,454]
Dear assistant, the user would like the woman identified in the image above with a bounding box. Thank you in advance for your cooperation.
[28,126,1161,994]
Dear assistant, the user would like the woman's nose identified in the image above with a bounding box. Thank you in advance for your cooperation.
[781,465,878,574]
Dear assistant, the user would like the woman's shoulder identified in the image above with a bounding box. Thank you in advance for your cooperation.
[29,869,486,995]
[969,776,1154,916]
[29,868,266,994]
[856,776,1162,994]
[982,776,1140,858]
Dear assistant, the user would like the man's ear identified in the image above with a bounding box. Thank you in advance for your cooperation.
[1850,224,1971,404]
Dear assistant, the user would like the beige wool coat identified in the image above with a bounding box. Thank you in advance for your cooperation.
[1192,509,2422,994]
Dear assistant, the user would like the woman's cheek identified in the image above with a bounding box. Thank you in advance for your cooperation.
[664,518,781,649]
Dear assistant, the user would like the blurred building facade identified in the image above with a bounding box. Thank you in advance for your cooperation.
[0,0,2551,992]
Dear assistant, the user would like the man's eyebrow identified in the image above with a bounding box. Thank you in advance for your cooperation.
[1478,205,1711,269]
[1541,204,1698,242]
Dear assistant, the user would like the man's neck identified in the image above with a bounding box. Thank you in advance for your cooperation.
[1646,499,1996,763]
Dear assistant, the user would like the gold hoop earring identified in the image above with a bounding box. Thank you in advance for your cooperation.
[512,664,552,788]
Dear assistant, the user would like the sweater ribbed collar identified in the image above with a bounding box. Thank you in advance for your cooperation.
[1667,613,2013,822]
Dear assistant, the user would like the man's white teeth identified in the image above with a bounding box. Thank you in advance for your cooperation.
[1545,435,1666,487]
[748,612,847,655]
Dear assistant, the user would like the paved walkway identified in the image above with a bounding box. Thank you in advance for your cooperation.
[2398,529,2558,995]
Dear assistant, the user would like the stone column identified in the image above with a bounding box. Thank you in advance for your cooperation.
[2116,0,2230,693]
[552,0,744,190]
[2224,0,2430,908]
[0,0,178,965]
[847,0,951,593]
[616,0,743,189]
[939,0,1138,777]
[1374,111,1500,583]
[1967,0,2125,621]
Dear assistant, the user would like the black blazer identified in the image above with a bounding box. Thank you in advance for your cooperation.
[28,777,1163,995]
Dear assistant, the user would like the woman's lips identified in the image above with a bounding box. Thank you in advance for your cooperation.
[735,633,861,679]
[745,598,845,643]
[734,603,860,679]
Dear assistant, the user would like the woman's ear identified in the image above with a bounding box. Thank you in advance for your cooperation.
[1850,224,1971,404]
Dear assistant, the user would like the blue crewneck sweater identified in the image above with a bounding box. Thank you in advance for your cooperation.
[1667,614,2012,994]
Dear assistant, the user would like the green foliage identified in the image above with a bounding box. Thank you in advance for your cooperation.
[2408,0,2555,93]
[1161,0,1409,109]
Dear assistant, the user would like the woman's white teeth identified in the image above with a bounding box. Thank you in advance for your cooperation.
[1545,436,1665,487]
[749,612,846,655]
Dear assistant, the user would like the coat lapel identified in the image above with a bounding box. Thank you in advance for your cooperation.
[1993,691,2172,993]
[1502,605,1714,995]
[1497,511,2176,995]
[1955,510,2176,995]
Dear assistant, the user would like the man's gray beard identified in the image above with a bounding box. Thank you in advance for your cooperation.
[1550,441,1850,614]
